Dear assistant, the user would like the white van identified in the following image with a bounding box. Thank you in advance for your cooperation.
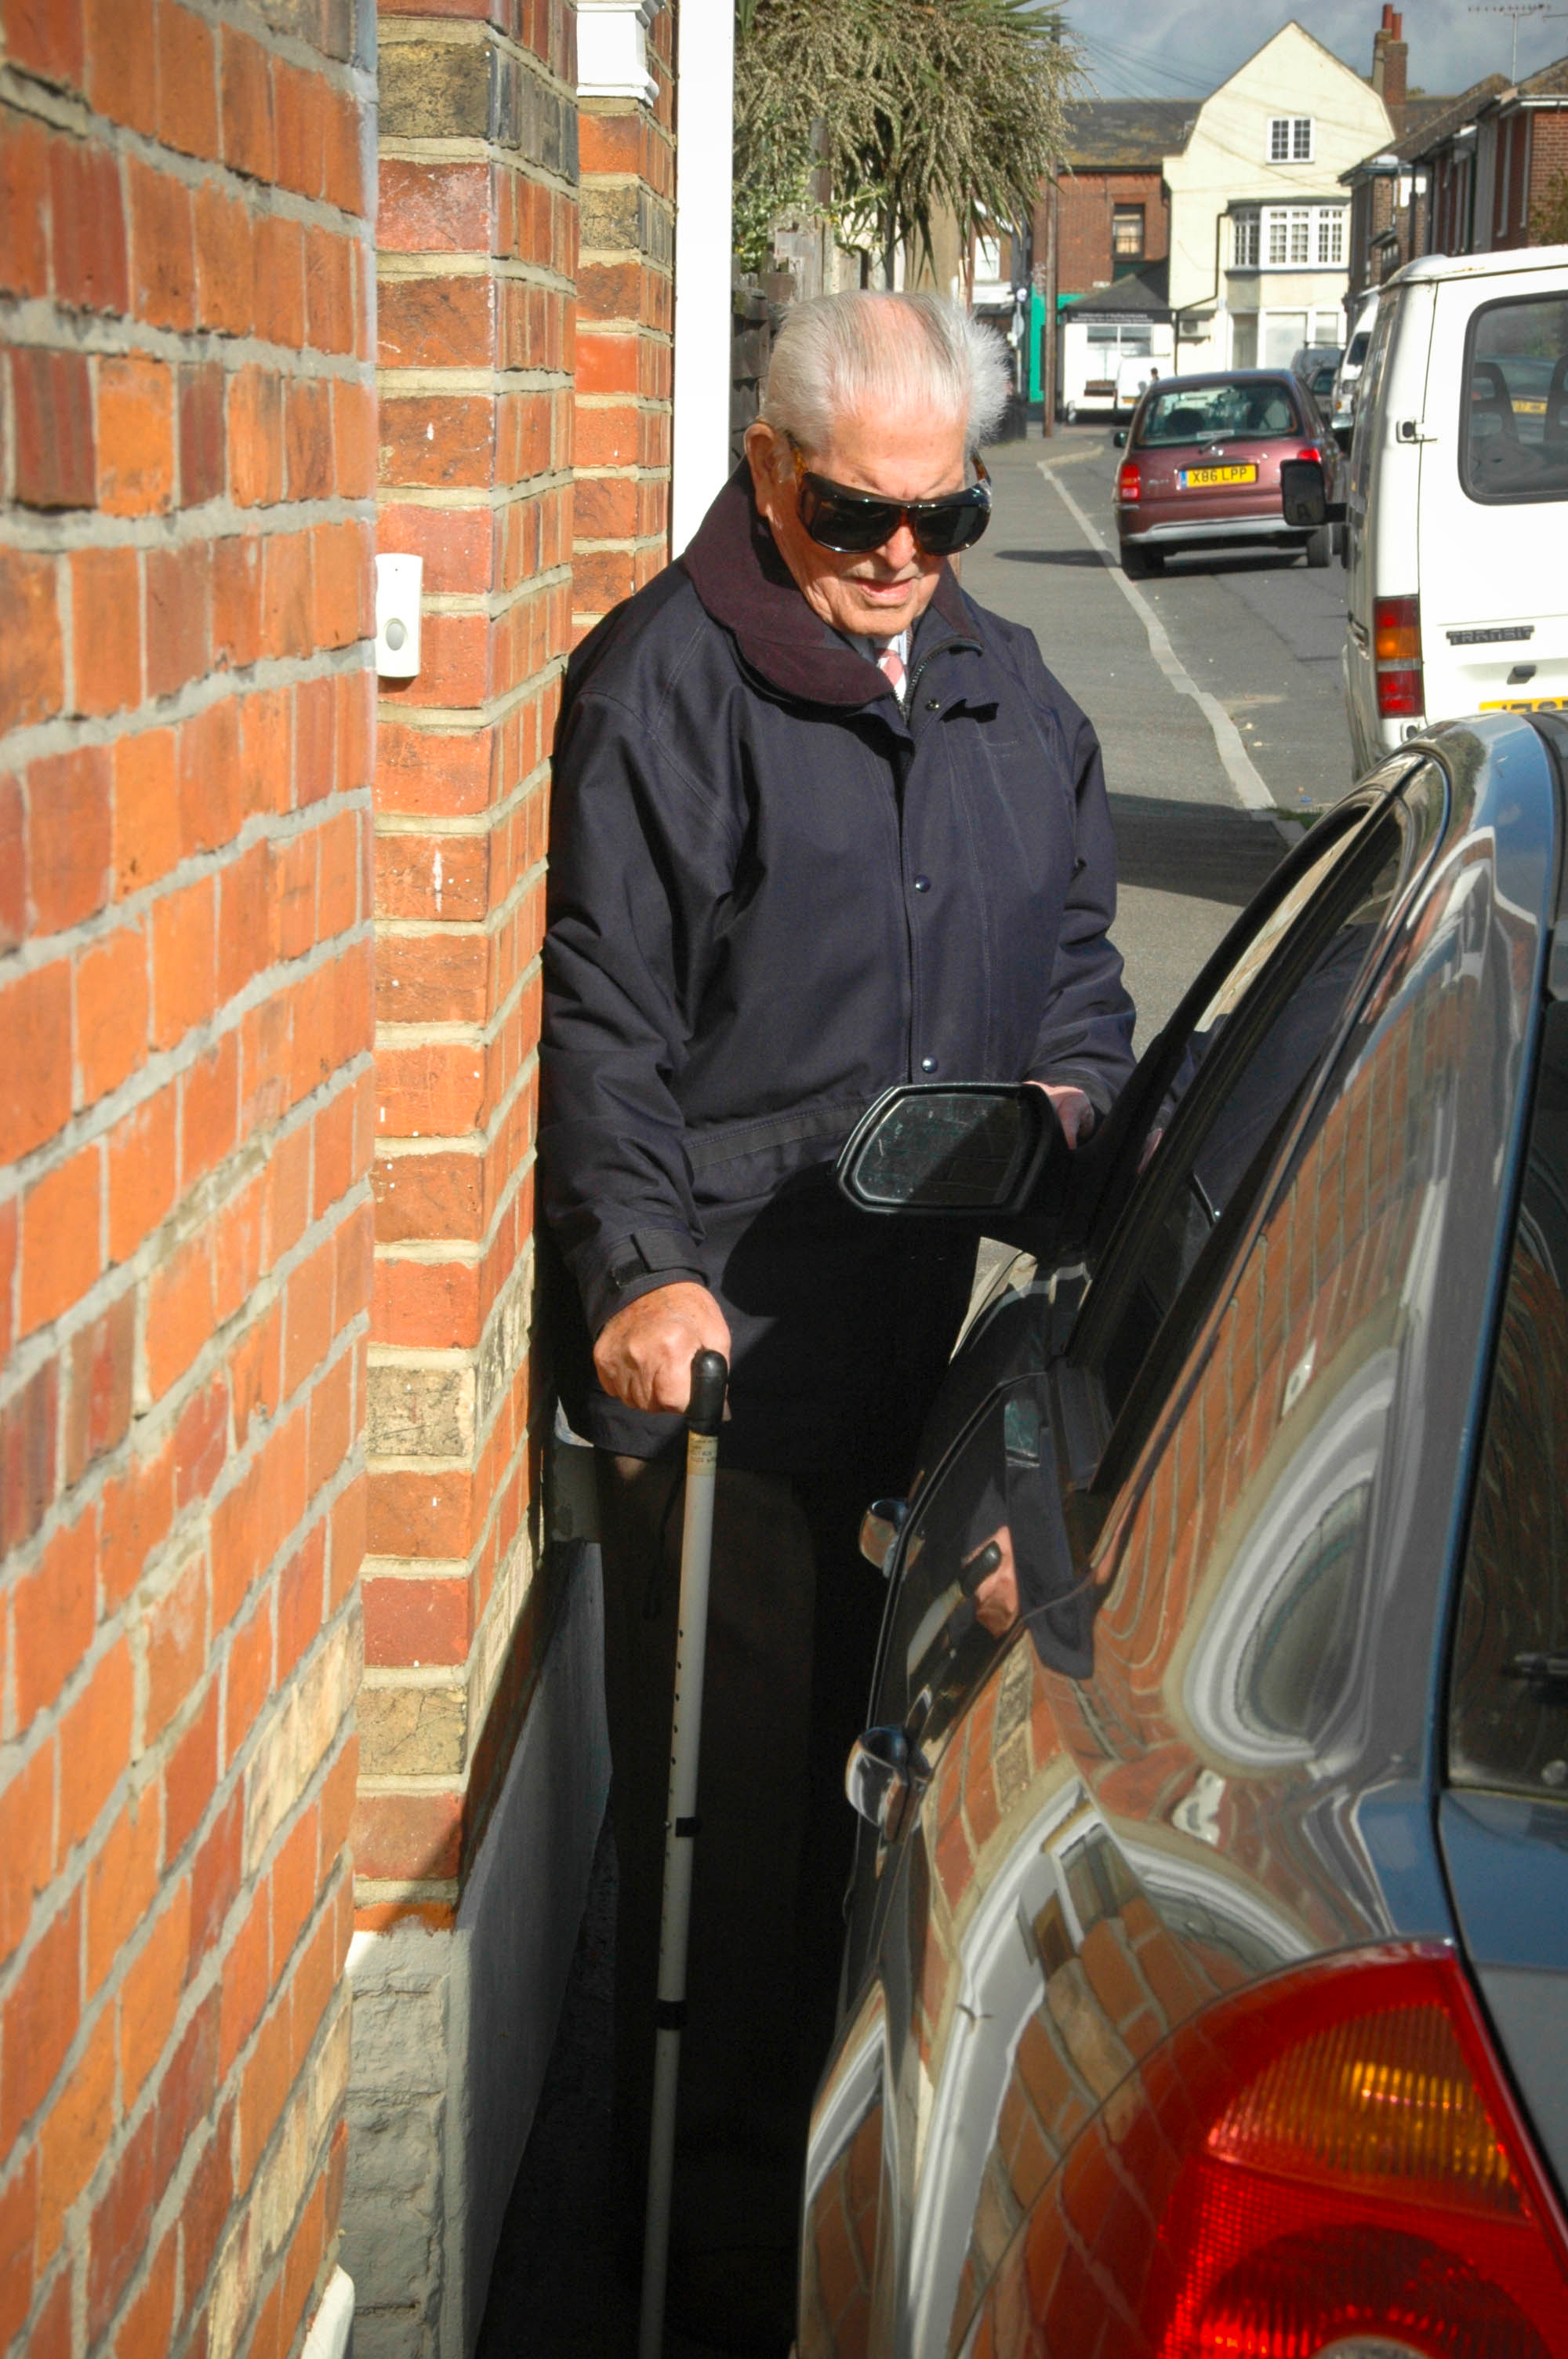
[1341,243,1568,778]
[1330,293,1379,448]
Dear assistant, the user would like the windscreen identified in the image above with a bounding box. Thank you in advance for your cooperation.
[1136,380,1301,447]
[1460,292,1568,504]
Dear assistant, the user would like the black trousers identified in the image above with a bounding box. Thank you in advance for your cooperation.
[596,1450,892,2330]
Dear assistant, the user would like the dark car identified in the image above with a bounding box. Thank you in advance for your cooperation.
[798,711,1568,2359]
[1112,369,1343,577]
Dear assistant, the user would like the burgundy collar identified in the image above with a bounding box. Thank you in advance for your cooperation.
[680,463,976,710]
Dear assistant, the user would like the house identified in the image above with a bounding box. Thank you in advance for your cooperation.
[1161,21,1393,371]
[1407,54,1568,255]
[1341,78,1506,311]
[1043,100,1196,301]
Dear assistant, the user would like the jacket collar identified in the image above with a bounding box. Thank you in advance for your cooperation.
[681,463,978,710]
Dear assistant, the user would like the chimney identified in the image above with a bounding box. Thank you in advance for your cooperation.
[1371,5,1409,133]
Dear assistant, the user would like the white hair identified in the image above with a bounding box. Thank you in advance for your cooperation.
[759,291,1011,458]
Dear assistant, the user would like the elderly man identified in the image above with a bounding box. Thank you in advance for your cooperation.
[539,291,1132,2350]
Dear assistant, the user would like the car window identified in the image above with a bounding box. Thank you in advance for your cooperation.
[1449,1001,1568,1796]
[1137,380,1301,447]
[1460,292,1568,505]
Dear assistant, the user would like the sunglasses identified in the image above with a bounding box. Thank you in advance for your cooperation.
[789,445,992,557]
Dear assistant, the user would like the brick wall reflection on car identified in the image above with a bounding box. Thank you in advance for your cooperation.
[898,860,1484,2355]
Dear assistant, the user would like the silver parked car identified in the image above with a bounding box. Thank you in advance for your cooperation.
[800,711,1568,2359]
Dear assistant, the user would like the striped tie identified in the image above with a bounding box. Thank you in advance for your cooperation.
[877,644,906,700]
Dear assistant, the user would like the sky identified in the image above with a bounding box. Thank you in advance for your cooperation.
[1062,0,1568,107]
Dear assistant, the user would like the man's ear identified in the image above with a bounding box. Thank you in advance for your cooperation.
[744,422,786,522]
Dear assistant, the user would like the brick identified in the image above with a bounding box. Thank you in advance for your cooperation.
[2,0,84,89]
[180,2101,232,2306]
[146,1544,209,1746]
[0,961,71,1160]
[27,743,111,931]
[9,347,95,509]
[59,1637,133,1852]
[303,220,354,355]
[118,1884,189,2103]
[145,537,212,697]
[20,1143,102,1336]
[49,133,129,313]
[0,1191,13,1361]
[188,1780,241,1966]
[312,517,368,649]
[114,2227,176,2359]
[362,1576,470,1669]
[145,1229,215,1399]
[379,157,491,253]
[151,874,217,1048]
[88,2109,154,2343]
[261,528,311,659]
[295,673,335,804]
[0,2149,36,2347]
[0,1740,53,1965]
[229,365,284,507]
[0,112,50,299]
[239,1994,292,2182]
[0,545,64,734]
[96,352,175,517]
[177,695,242,858]
[70,546,142,718]
[350,1789,462,1881]
[157,2,218,160]
[220,25,274,180]
[64,1289,136,1488]
[164,1685,220,1869]
[0,1891,80,2148]
[152,1985,217,2201]
[194,179,256,340]
[179,361,227,507]
[128,157,196,330]
[0,1358,58,1554]
[75,925,148,1109]
[274,56,326,201]
[380,271,495,369]
[84,0,155,133]
[216,838,269,1006]
[37,2003,114,2267]
[111,728,178,901]
[254,212,304,347]
[0,776,20,954]
[379,392,495,487]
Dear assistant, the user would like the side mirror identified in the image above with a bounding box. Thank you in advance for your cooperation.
[836,1083,1054,1218]
[1112,428,1128,448]
[859,1497,908,1575]
[1279,457,1328,529]
[845,1725,927,1834]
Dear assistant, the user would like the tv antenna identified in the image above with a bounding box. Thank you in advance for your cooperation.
[1468,3,1568,80]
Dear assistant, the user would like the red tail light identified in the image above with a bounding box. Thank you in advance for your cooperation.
[1003,1946,1568,2358]
[1374,592,1423,719]
[1116,461,1142,503]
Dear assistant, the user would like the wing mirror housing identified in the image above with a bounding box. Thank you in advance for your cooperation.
[845,1725,927,1836]
[859,1497,908,1576]
[1280,457,1346,529]
[836,1082,1056,1218]
[1112,428,1128,448]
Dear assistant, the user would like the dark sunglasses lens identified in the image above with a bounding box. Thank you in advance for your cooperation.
[800,488,903,551]
[913,498,990,555]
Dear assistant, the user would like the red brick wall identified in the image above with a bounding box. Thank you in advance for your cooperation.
[0,1,376,2353]
[1052,169,1167,301]
[1528,104,1568,234]
[572,10,675,639]
[363,0,579,1930]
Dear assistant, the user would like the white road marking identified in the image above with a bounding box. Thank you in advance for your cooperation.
[1038,460,1297,841]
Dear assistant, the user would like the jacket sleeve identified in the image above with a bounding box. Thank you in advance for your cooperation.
[1022,694,1137,1114]
[538,688,736,1339]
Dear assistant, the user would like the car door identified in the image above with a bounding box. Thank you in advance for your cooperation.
[799,755,1450,2359]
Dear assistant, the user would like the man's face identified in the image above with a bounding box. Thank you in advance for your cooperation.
[746,407,969,640]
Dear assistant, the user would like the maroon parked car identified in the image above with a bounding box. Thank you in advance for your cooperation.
[1112,369,1343,578]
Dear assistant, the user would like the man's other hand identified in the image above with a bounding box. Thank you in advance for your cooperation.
[593,1281,732,1414]
[1030,1080,1095,1148]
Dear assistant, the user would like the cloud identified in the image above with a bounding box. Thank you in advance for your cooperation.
[1063,0,1567,107]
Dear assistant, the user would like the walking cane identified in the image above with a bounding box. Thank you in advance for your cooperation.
[637,1347,729,2359]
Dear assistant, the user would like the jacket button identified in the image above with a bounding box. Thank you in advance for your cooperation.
[913,873,931,892]
[920,1056,938,1074]
[926,698,941,712]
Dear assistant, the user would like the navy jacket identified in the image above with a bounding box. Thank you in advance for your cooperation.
[539,466,1134,1470]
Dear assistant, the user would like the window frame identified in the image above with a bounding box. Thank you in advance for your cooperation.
[1111,203,1146,261]
[1269,115,1315,163]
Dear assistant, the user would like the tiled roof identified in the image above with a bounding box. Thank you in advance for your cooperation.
[1059,100,1197,169]
[1399,72,1509,157]
[1058,260,1172,318]
[1513,49,1568,96]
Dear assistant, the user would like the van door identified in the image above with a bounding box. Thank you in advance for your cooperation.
[1417,271,1568,725]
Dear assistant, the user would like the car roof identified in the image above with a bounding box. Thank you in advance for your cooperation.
[1138,369,1299,394]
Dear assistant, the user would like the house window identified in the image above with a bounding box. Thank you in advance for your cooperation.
[1233,209,1260,267]
[1316,208,1345,265]
[1246,205,1347,269]
[1269,116,1314,162]
[1112,205,1145,260]
[1269,207,1312,264]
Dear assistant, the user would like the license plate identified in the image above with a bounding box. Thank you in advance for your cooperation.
[1180,463,1258,488]
[1480,694,1568,711]
[1512,398,1548,415]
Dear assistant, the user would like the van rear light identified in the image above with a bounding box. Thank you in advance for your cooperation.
[1374,593,1424,720]
[1011,1946,1568,2358]
[1116,461,1142,503]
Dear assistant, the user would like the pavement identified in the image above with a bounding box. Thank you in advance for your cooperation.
[476,423,1362,2354]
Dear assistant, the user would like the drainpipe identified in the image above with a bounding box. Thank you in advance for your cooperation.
[670,0,735,554]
